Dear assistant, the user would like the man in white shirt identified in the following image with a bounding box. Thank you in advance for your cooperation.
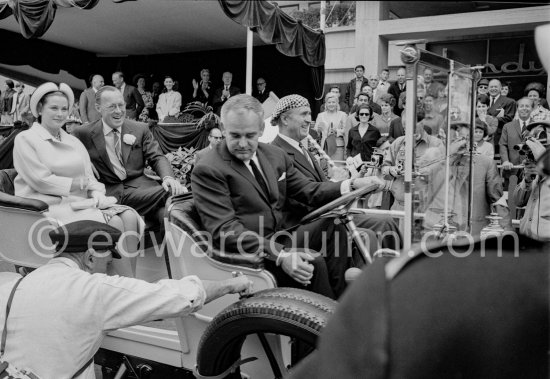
[0,220,250,379]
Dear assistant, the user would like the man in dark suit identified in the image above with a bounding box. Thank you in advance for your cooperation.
[500,97,532,189]
[194,127,223,165]
[344,65,367,109]
[73,86,186,224]
[500,97,532,169]
[112,71,145,120]
[252,77,270,104]
[388,66,407,115]
[487,79,517,150]
[212,71,241,115]
[79,74,104,124]
[271,112,401,249]
[191,94,384,298]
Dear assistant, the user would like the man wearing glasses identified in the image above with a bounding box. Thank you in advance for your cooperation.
[477,78,489,95]
[73,86,186,226]
[195,127,224,164]
[253,77,269,103]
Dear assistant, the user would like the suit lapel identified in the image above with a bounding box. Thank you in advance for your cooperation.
[309,151,326,182]
[222,146,270,203]
[274,136,321,181]
[91,123,115,173]
[257,148,279,203]
[121,121,132,164]
[513,120,522,139]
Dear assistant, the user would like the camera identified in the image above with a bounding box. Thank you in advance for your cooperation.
[513,127,547,164]
[365,148,385,169]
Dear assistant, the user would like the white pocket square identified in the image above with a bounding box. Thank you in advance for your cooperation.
[278,172,286,181]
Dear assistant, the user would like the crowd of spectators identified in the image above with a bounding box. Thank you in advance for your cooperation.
[0,64,548,233]
[308,64,549,229]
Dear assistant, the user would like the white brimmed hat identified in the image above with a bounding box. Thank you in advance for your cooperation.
[30,82,74,118]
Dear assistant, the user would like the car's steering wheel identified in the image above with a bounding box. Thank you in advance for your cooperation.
[299,183,380,225]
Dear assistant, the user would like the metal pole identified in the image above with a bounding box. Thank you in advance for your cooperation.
[320,1,326,31]
[442,60,455,236]
[246,27,253,95]
[400,45,419,253]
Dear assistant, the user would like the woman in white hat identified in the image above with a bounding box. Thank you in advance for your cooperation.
[13,82,142,276]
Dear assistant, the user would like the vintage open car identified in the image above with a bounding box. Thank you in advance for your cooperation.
[0,45,527,378]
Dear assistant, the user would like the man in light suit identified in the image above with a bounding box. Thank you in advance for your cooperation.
[271,109,401,249]
[194,127,223,165]
[79,74,104,124]
[423,124,506,236]
[10,82,31,125]
[112,71,145,120]
[191,94,384,298]
[212,71,241,115]
[487,79,517,150]
[344,65,367,109]
[72,86,185,224]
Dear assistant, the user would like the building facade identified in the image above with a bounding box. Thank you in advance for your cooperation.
[276,1,549,101]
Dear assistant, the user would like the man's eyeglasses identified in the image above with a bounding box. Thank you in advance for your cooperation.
[359,113,370,116]
[478,85,488,89]
[103,103,126,112]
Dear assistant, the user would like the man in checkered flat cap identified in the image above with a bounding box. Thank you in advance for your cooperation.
[271,96,401,250]
[192,94,386,299]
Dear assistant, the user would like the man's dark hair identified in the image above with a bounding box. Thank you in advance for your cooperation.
[477,94,490,106]
[354,65,365,71]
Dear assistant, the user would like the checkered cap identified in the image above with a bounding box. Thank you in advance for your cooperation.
[271,95,310,125]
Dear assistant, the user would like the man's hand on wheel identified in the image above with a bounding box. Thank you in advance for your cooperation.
[353,176,385,191]
[202,276,253,304]
[162,177,187,196]
[279,249,316,286]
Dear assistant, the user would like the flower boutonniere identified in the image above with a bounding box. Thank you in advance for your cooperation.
[123,134,137,146]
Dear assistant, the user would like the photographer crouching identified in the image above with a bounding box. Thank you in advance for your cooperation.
[512,121,550,241]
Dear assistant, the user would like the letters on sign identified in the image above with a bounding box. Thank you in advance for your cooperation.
[481,43,546,75]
